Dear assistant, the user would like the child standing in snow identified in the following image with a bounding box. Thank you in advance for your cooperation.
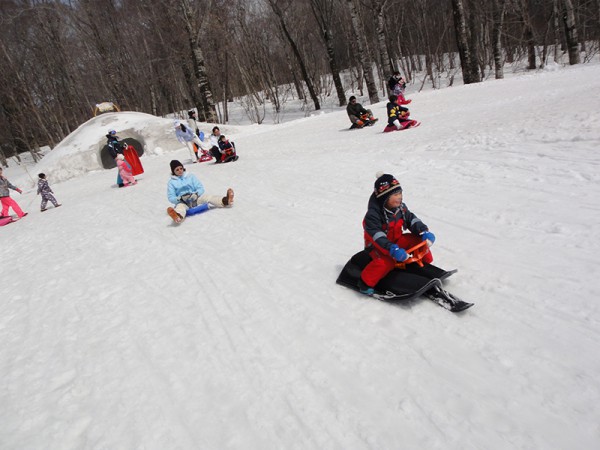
[116,154,137,187]
[166,160,234,223]
[387,71,411,104]
[106,129,127,186]
[106,129,126,159]
[37,173,61,211]
[174,121,212,163]
[0,167,27,219]
[187,110,204,161]
[358,173,436,295]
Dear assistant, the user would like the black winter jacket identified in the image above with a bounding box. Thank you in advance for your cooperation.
[363,193,428,253]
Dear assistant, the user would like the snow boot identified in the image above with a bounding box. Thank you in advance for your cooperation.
[167,207,183,223]
[358,279,375,296]
[222,188,234,206]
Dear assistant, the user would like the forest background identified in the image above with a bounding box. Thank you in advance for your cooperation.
[1,0,598,166]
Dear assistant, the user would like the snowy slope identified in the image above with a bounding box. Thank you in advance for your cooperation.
[1,63,600,449]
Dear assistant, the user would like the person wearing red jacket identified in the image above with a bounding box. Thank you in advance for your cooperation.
[358,173,436,295]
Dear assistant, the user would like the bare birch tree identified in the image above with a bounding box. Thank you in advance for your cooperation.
[561,0,580,65]
[451,0,480,84]
[267,0,321,110]
[179,0,218,122]
[346,0,379,103]
[492,0,507,79]
[309,0,347,106]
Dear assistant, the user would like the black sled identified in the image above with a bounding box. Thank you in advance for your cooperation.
[336,243,473,312]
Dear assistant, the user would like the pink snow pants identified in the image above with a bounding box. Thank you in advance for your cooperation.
[1,196,25,218]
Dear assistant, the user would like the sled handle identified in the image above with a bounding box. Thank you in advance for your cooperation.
[395,240,429,269]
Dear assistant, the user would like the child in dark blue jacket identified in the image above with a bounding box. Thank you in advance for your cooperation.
[359,173,436,295]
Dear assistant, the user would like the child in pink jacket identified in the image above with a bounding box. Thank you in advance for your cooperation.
[116,154,137,187]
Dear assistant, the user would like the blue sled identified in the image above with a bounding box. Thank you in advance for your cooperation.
[186,203,211,217]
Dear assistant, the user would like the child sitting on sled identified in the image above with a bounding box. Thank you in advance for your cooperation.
[384,95,419,132]
[216,135,238,163]
[358,172,436,295]
[166,160,234,223]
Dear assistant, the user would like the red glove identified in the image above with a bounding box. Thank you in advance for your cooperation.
[16,188,22,194]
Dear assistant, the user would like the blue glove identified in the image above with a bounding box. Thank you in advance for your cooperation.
[389,244,408,262]
[422,231,436,246]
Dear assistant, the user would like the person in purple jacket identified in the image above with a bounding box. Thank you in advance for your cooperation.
[37,173,61,211]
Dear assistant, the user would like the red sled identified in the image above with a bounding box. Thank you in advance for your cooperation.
[124,145,144,176]
[0,216,16,226]
[383,120,421,132]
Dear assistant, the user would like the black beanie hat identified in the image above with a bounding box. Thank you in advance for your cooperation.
[38,173,46,179]
[170,160,184,175]
[374,172,402,202]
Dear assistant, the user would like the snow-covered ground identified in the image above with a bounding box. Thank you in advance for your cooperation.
[2,63,600,449]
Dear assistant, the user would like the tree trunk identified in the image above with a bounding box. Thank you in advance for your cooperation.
[451,0,478,84]
[467,5,482,81]
[309,0,346,106]
[561,0,580,64]
[374,0,393,78]
[346,0,379,103]
[180,0,218,122]
[268,0,320,111]
[492,0,506,79]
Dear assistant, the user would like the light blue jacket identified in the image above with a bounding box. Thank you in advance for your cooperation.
[167,172,205,205]
[175,124,196,143]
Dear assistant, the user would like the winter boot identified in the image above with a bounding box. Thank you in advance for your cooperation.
[222,188,234,206]
[358,278,375,296]
[167,207,183,223]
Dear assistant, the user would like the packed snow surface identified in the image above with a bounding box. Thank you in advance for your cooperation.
[2,63,600,449]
